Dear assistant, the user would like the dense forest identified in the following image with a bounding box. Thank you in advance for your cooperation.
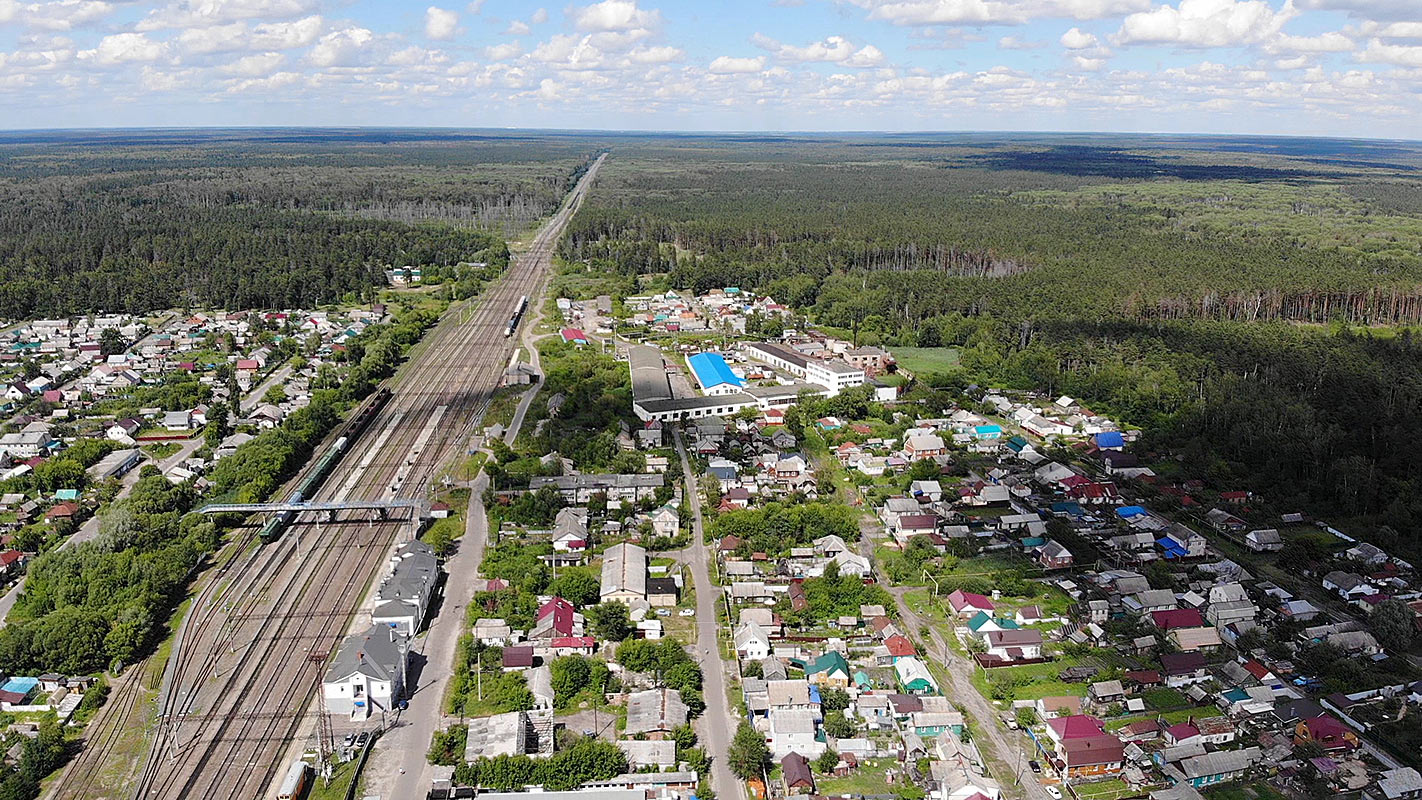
[559,136,1422,326]
[0,130,598,317]
[559,134,1422,557]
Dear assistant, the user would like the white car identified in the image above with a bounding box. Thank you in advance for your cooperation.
[1046,787,1062,799]
[678,608,695,616]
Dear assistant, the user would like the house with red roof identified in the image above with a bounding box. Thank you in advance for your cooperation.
[0,550,26,579]
[1294,715,1358,752]
[1164,722,1202,746]
[560,328,589,346]
[1045,715,1125,780]
[531,597,583,639]
[1151,608,1205,631]
[884,634,917,661]
[549,636,596,657]
[947,589,995,618]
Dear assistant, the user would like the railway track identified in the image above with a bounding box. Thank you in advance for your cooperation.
[116,153,604,800]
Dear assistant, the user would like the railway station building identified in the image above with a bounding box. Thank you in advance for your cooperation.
[322,624,408,718]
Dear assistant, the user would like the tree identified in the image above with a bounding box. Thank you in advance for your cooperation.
[816,749,840,774]
[820,687,850,712]
[728,721,769,780]
[823,711,855,739]
[671,725,698,755]
[551,655,592,709]
[99,327,127,357]
[204,402,230,448]
[548,570,600,607]
[1371,598,1416,651]
[424,522,454,558]
[588,602,633,642]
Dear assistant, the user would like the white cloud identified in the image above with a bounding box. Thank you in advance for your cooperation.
[228,70,301,93]
[1267,31,1352,53]
[531,8,548,24]
[1115,0,1299,47]
[425,6,458,40]
[628,45,683,63]
[505,20,531,35]
[1365,21,1422,41]
[851,0,1150,26]
[1073,54,1106,68]
[709,54,766,73]
[138,0,320,31]
[250,16,324,49]
[999,35,1047,48]
[574,0,660,32]
[1359,38,1422,66]
[220,51,285,75]
[1295,0,1422,21]
[751,34,886,67]
[1060,26,1099,48]
[0,0,111,30]
[485,41,521,60]
[81,32,166,65]
[176,15,323,55]
[307,26,374,67]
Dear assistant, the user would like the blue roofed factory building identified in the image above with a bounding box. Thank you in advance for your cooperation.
[687,352,746,395]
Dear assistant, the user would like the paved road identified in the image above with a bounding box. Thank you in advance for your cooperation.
[370,471,493,800]
[674,428,741,800]
[239,363,293,414]
[863,524,1048,800]
[0,432,205,626]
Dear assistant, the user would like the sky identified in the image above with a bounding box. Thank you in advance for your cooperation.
[2,0,1421,138]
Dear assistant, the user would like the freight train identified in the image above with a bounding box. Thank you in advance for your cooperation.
[504,294,529,338]
[257,387,393,542]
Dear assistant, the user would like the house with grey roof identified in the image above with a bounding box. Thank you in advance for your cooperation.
[601,543,648,603]
[371,541,439,634]
[322,624,408,718]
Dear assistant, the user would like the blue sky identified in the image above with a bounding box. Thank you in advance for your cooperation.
[1,0,1420,137]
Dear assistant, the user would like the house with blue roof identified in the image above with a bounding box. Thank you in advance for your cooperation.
[973,424,1002,440]
[686,352,746,396]
[1094,431,1125,450]
[1117,505,1147,519]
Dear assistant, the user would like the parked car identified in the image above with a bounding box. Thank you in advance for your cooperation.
[1046,786,1062,799]
[1029,760,1042,774]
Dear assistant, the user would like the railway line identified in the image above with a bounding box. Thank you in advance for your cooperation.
[73,153,608,800]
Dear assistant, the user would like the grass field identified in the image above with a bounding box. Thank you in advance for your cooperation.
[1203,781,1288,800]
[891,347,962,375]
[1071,777,1136,800]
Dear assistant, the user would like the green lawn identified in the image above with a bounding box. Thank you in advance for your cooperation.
[816,759,916,797]
[1104,707,1205,731]
[1203,782,1288,800]
[891,347,962,375]
[1072,777,1135,800]
[970,658,1089,702]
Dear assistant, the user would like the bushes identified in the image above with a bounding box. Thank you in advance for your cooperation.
[454,738,627,791]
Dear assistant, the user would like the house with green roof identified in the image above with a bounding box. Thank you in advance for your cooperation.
[806,651,851,689]
[965,611,1020,639]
